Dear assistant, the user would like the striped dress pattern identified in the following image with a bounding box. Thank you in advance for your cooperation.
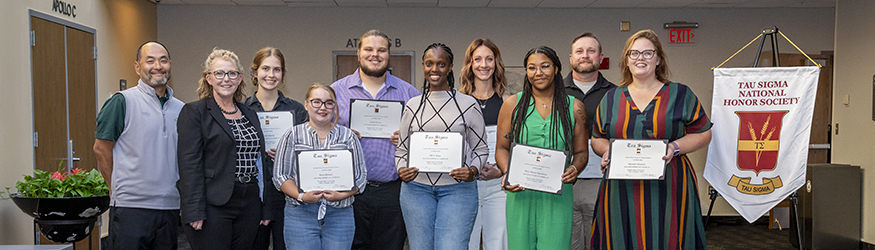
[591,82,712,250]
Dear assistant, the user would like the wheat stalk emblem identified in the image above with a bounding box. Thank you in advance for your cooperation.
[746,115,775,166]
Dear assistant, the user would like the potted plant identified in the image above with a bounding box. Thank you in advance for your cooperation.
[2,163,110,243]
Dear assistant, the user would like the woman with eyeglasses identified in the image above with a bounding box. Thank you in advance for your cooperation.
[177,48,281,249]
[590,30,712,249]
[457,38,509,250]
[273,83,367,250]
[495,46,587,250]
[244,47,308,250]
[395,43,489,249]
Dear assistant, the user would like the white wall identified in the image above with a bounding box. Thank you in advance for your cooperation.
[0,0,157,244]
[158,5,835,217]
[834,0,875,244]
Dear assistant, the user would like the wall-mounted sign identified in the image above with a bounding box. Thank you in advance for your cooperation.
[669,28,694,43]
[52,0,76,18]
[346,38,403,48]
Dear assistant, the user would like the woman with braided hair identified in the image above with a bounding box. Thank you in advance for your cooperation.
[495,46,588,249]
[395,43,489,249]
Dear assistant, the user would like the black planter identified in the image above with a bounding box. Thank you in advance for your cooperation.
[11,194,110,243]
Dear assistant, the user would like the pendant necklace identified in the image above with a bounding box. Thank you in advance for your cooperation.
[477,98,488,109]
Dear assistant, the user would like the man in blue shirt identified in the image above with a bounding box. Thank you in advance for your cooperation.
[331,30,420,250]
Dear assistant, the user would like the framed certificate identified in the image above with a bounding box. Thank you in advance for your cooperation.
[606,139,668,180]
[257,111,295,150]
[296,149,356,193]
[504,143,569,194]
[349,99,403,138]
[485,125,497,164]
[407,132,464,173]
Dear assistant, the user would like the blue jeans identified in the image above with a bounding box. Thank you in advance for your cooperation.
[283,203,355,250]
[400,181,478,250]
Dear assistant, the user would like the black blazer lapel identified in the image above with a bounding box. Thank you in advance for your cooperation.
[206,97,235,139]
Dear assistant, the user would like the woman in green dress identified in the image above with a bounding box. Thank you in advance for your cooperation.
[590,29,713,249]
[495,46,588,250]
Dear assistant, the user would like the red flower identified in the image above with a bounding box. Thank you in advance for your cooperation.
[51,172,67,181]
[71,168,83,175]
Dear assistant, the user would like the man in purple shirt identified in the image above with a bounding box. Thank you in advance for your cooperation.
[331,30,420,250]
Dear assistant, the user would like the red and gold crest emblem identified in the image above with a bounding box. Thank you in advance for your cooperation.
[729,111,788,195]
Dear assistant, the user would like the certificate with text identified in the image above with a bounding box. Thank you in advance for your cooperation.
[257,111,294,150]
[349,99,403,138]
[485,125,497,164]
[408,132,464,173]
[505,143,569,194]
[296,149,355,192]
[606,139,668,180]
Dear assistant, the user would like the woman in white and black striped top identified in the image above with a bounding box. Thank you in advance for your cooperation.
[273,83,367,250]
[395,43,490,249]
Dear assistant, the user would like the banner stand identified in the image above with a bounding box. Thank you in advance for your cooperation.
[706,26,814,250]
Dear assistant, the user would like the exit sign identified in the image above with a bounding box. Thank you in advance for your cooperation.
[669,28,694,43]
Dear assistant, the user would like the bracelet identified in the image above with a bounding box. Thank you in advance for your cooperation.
[468,166,479,178]
[569,165,578,173]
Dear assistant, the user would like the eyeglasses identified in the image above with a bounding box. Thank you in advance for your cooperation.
[308,99,336,109]
[626,50,656,60]
[211,71,241,80]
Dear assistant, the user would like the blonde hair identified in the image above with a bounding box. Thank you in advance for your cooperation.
[459,39,507,97]
[304,83,339,127]
[358,29,391,53]
[197,48,247,102]
[618,30,671,87]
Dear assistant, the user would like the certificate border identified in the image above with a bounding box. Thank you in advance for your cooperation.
[408,131,465,173]
[349,99,405,139]
[504,142,570,194]
[295,149,356,193]
[606,139,669,180]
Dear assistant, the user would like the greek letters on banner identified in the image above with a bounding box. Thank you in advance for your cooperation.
[704,66,820,223]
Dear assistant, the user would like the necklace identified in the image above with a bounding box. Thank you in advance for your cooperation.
[220,104,238,114]
[541,102,547,109]
[477,98,488,109]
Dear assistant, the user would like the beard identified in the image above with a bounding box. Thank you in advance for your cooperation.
[144,70,170,86]
[361,64,388,77]
[573,61,599,74]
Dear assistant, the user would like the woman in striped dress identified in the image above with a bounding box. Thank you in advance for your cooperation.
[590,30,713,249]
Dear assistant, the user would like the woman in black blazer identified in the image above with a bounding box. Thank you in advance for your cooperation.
[177,48,282,250]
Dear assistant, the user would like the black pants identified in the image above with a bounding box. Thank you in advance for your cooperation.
[183,181,261,250]
[107,207,179,250]
[252,210,284,250]
[352,179,407,250]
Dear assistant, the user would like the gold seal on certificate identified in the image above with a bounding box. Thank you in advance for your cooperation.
[606,139,668,180]
[349,99,403,138]
[257,111,294,150]
[296,149,356,192]
[505,143,569,194]
[407,132,464,173]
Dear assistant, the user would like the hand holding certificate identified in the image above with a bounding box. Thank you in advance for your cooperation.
[606,139,668,180]
[504,143,569,194]
[296,149,356,193]
[349,99,403,138]
[407,132,464,173]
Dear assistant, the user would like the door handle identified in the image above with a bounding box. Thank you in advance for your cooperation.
[72,157,81,161]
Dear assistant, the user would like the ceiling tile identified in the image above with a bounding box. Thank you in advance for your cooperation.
[181,0,237,4]
[388,0,438,7]
[438,0,489,7]
[487,0,541,8]
[586,0,649,8]
[158,0,188,4]
[335,0,387,7]
[537,0,597,8]
[636,0,700,8]
[233,0,286,5]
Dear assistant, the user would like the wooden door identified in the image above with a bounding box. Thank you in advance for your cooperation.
[66,26,97,172]
[334,51,415,85]
[30,16,99,250]
[779,53,833,164]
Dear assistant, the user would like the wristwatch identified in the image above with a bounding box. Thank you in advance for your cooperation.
[297,193,305,203]
[670,141,680,156]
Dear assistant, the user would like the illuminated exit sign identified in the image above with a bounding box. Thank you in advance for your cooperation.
[669,28,695,43]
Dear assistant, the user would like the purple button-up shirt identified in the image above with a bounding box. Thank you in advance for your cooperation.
[331,68,421,182]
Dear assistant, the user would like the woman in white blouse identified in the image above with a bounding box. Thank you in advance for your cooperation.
[273,83,367,250]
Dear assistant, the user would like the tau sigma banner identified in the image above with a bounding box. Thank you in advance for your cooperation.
[704,66,820,223]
